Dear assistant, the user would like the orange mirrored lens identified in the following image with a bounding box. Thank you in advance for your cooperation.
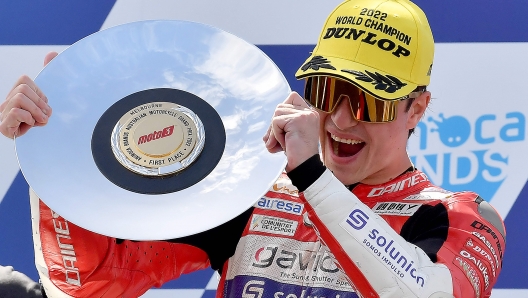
[304,76,398,122]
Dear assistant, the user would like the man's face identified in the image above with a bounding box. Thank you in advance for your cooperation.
[318,96,418,186]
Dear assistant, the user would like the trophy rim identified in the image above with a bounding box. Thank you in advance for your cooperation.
[15,19,290,240]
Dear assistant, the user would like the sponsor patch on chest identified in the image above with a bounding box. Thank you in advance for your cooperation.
[249,214,298,236]
[371,202,422,216]
[255,197,304,215]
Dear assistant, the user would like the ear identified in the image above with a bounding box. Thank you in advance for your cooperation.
[406,91,430,130]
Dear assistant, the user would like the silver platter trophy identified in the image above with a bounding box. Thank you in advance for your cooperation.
[15,20,290,240]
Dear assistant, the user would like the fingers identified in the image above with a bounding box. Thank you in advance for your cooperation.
[0,52,56,139]
[262,98,306,153]
[270,115,288,151]
[1,108,37,138]
[264,130,285,154]
[6,75,48,104]
[265,103,315,153]
[263,124,282,153]
[264,96,308,153]
[6,77,51,120]
[263,91,321,171]
[264,117,288,154]
[44,51,58,66]
[1,75,51,138]
[283,91,309,108]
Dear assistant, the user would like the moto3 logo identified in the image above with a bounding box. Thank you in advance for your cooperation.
[410,112,525,201]
[242,280,264,298]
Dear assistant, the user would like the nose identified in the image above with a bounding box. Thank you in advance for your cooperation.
[330,95,359,130]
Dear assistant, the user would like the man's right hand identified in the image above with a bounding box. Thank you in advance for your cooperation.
[0,51,58,139]
[263,91,320,172]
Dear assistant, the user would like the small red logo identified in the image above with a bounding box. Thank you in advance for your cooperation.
[138,125,174,145]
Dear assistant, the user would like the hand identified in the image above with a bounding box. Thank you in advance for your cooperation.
[0,51,58,139]
[263,92,320,172]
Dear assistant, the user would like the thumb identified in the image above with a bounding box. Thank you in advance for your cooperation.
[43,52,59,66]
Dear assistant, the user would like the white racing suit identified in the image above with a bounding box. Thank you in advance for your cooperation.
[31,155,505,297]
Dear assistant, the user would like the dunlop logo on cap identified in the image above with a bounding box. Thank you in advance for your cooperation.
[295,0,434,100]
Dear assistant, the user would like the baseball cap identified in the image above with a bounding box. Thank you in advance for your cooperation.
[295,0,434,100]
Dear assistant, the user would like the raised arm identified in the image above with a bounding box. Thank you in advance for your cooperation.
[265,91,506,297]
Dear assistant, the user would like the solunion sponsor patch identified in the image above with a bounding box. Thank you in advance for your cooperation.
[250,214,298,236]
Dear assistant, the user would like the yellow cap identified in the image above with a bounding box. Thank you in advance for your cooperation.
[295,0,434,100]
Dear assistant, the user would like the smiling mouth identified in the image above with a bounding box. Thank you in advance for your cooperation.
[330,133,365,157]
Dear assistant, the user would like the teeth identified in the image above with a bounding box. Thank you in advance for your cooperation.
[331,134,363,145]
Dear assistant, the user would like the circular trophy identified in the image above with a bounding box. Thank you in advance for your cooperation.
[15,20,290,240]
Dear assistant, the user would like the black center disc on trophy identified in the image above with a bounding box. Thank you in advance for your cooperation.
[91,88,225,194]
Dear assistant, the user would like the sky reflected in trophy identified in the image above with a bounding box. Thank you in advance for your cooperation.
[15,20,290,240]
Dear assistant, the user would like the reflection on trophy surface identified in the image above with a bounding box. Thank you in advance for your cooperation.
[15,20,289,240]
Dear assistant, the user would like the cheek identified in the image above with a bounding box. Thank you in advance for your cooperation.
[365,122,406,151]
[318,112,330,160]
[317,111,327,137]
[388,107,411,138]
[397,104,414,130]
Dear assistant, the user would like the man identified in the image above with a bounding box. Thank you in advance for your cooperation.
[0,0,505,297]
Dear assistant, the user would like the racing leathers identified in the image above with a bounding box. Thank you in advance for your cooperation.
[31,154,506,298]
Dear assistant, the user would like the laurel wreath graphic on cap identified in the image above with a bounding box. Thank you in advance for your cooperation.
[342,69,407,93]
[301,55,336,71]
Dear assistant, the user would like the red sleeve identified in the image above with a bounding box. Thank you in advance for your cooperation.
[293,168,506,298]
[38,199,210,297]
[436,194,506,298]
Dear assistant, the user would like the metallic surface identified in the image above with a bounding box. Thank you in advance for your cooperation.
[15,20,289,240]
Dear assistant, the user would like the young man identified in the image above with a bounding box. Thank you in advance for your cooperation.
[0,0,505,297]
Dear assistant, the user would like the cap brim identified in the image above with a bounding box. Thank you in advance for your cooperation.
[295,54,418,101]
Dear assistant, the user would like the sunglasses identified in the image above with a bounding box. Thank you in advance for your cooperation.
[304,76,422,123]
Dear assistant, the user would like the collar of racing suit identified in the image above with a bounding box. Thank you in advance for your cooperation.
[345,165,416,191]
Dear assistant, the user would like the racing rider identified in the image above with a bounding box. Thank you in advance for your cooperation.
[0,0,506,297]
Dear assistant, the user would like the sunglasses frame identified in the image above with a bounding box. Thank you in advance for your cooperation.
[303,76,424,123]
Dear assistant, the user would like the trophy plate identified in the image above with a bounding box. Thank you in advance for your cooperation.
[15,20,289,240]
